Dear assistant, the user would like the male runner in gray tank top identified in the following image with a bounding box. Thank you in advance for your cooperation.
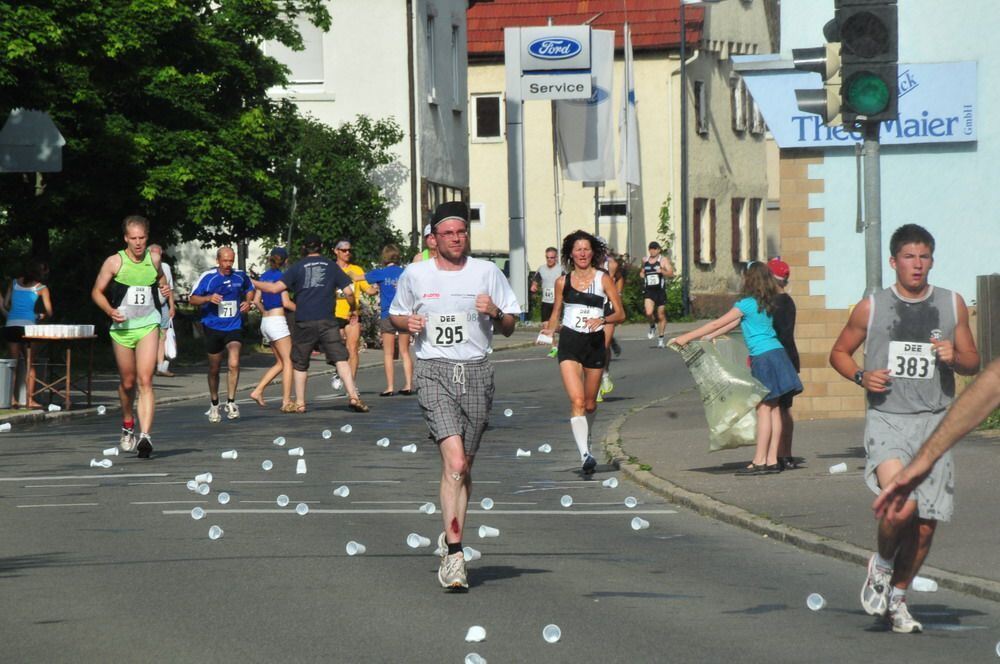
[830,223,979,634]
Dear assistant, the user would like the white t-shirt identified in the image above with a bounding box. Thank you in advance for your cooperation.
[390,257,522,361]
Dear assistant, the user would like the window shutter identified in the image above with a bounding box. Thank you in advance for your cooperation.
[693,198,703,263]
[709,199,717,264]
[731,198,741,263]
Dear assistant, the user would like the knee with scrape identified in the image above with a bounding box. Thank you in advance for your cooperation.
[450,471,463,482]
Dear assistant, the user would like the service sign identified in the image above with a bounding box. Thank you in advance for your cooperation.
[736,59,977,148]
[522,72,592,100]
[520,25,591,72]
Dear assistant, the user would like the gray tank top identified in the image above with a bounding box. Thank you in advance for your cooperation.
[864,285,957,414]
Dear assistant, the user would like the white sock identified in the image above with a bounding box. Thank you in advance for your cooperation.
[875,552,894,571]
[570,416,590,459]
[889,586,906,603]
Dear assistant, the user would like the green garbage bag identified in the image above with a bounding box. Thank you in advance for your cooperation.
[669,339,769,452]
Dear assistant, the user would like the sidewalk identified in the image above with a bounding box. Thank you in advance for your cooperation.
[608,382,1000,602]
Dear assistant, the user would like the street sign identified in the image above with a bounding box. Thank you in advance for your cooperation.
[521,72,591,100]
[519,26,592,72]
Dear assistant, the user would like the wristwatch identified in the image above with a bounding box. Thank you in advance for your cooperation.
[492,308,504,321]
[853,369,865,386]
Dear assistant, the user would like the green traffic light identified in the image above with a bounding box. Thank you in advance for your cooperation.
[845,72,890,115]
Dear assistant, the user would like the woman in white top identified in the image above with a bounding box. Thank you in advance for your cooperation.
[1,259,53,409]
[541,230,625,474]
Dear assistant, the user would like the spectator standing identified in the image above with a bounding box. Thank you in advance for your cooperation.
[768,257,800,469]
[2,259,52,409]
[365,244,412,396]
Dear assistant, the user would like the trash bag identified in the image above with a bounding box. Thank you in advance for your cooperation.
[669,339,769,452]
[164,321,178,360]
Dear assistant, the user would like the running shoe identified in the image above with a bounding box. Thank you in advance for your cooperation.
[886,595,922,633]
[225,402,240,420]
[207,404,222,423]
[595,388,604,403]
[119,427,137,452]
[582,453,597,474]
[647,325,655,340]
[657,337,665,349]
[601,373,614,395]
[436,532,448,559]
[331,373,344,391]
[861,554,893,616]
[610,338,622,357]
[136,434,153,459]
[547,347,559,359]
[438,552,468,590]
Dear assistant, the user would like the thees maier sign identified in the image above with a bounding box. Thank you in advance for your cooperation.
[509,25,593,101]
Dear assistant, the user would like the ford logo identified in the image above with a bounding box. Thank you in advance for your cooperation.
[528,37,583,60]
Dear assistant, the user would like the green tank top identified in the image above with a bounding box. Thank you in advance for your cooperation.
[422,248,431,260]
[111,249,161,330]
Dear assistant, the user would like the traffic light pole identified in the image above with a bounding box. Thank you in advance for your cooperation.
[862,121,882,296]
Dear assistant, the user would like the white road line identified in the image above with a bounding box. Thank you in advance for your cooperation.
[329,480,401,484]
[163,508,677,516]
[425,480,500,484]
[131,501,208,505]
[18,502,100,509]
[129,481,186,486]
[0,473,168,482]
[25,483,99,488]
[229,480,305,484]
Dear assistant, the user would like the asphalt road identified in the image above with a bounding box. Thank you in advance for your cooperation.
[2,339,998,663]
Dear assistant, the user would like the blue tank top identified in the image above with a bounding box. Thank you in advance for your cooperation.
[259,269,285,310]
[6,281,45,326]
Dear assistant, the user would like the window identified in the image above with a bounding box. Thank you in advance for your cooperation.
[472,94,502,141]
[264,16,324,84]
[425,180,464,215]
[599,199,628,224]
[694,81,708,135]
[426,14,437,102]
[693,197,716,264]
[451,25,461,106]
[731,77,747,132]
[470,203,485,227]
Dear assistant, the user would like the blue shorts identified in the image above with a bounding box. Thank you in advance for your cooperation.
[750,348,802,403]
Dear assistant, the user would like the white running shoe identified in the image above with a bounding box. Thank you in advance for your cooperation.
[860,554,892,616]
[331,373,344,391]
[436,532,448,559]
[119,427,137,452]
[225,402,240,420]
[657,337,665,348]
[647,326,655,340]
[438,551,468,590]
[207,404,222,423]
[886,596,922,633]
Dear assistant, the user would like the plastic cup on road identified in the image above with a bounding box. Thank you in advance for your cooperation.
[340,424,353,434]
[288,447,304,456]
[542,624,562,644]
[503,408,513,417]
[538,443,552,453]
[407,533,431,549]
[624,496,638,508]
[345,541,366,556]
[208,525,224,540]
[217,492,230,505]
[418,502,435,514]
[276,494,290,507]
[195,473,213,484]
[602,477,619,489]
[186,480,198,491]
[321,429,332,439]
[806,593,827,611]
[462,546,482,562]
[196,483,211,496]
[89,458,111,468]
[912,576,938,592]
[376,437,390,447]
[401,443,417,453]
[221,449,238,460]
[465,654,486,664]
[0,423,10,432]
[560,495,573,508]
[333,485,350,498]
[480,498,494,511]
[191,506,205,520]
[48,404,61,412]
[296,458,307,474]
[630,517,650,531]
[465,625,486,642]
[261,459,273,471]
[96,405,107,416]
[102,447,120,457]
[478,525,500,539]
[829,462,847,474]
[516,448,531,458]
[295,502,309,516]
[273,436,286,446]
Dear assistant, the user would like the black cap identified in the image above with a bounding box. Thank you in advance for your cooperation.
[648,241,661,250]
[431,201,469,228]
[270,246,288,259]
[301,234,322,251]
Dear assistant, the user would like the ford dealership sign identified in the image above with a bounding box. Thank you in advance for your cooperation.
[520,25,591,72]
[528,38,582,60]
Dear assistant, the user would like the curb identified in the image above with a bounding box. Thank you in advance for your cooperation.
[601,391,1000,604]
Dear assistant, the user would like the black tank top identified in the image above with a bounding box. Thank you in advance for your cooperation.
[642,259,663,291]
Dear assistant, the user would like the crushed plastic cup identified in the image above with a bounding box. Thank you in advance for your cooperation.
[376,437,390,447]
[478,525,500,539]
[463,546,482,562]
[340,424,353,434]
[96,405,107,415]
[331,374,343,390]
[401,443,417,453]
[296,459,307,474]
[195,473,213,484]
[418,502,435,514]
[538,443,552,453]
[480,497,494,511]
[602,477,619,489]
[503,408,513,417]
[560,495,573,508]
[345,541,366,556]
[288,447,304,456]
[276,494,290,507]
[829,462,848,474]
[516,448,531,458]
[186,480,198,491]
[0,422,10,432]
[273,436,286,446]
[321,429,332,439]
[465,625,486,642]
[261,459,273,471]
[536,332,553,346]
[221,449,238,460]
[90,458,112,468]
[191,506,205,520]
[624,496,638,509]
[542,624,562,644]
[465,654,487,664]
[407,533,431,549]
[295,502,309,516]
[630,517,650,531]
[806,593,827,611]
[102,447,120,457]
[196,483,211,496]
[217,492,230,505]
[48,404,62,412]
[208,525,224,540]
[333,485,351,498]
[912,576,938,592]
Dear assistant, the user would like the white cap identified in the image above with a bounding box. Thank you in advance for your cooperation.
[423,224,433,237]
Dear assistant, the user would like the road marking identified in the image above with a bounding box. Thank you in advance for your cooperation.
[18,502,100,509]
[163,508,677,516]
[0,473,168,482]
[25,483,99,488]
[329,480,401,484]
[129,481,186,486]
[131,500,208,505]
[229,480,305,484]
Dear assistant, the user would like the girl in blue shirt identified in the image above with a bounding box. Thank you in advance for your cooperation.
[364,244,412,396]
[250,248,297,412]
[671,262,802,475]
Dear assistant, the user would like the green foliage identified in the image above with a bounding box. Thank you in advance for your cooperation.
[620,264,686,322]
[980,407,1000,431]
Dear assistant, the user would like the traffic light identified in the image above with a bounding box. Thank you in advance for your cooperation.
[792,20,841,126]
[836,0,898,125]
